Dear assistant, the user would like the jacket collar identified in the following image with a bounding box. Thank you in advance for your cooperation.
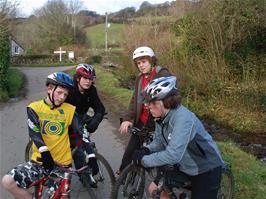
[157,105,181,125]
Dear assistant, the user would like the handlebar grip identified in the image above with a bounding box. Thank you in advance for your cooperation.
[128,126,142,135]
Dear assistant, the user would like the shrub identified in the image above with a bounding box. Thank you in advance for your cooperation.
[0,30,10,99]
[85,55,102,64]
[114,0,266,133]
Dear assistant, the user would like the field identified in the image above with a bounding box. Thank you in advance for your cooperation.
[85,23,126,49]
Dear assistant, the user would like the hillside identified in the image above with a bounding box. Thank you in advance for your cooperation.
[85,23,126,49]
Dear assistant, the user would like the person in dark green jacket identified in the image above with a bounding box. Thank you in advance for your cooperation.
[117,46,172,175]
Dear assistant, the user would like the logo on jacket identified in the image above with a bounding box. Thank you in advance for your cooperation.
[42,120,65,136]
[58,109,64,114]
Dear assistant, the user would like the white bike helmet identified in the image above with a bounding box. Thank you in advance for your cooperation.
[144,76,177,102]
[132,46,155,60]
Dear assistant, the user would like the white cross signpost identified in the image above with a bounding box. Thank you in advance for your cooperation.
[54,47,66,62]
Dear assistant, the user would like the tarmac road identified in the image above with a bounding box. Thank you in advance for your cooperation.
[0,66,125,198]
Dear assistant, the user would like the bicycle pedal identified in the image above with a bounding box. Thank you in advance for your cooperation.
[89,181,98,188]
[93,173,103,182]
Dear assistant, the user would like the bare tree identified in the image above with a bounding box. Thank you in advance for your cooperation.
[67,0,84,38]
[32,0,72,51]
[0,0,18,34]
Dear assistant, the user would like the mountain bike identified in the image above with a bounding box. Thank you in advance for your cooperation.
[25,122,115,198]
[28,162,104,199]
[111,126,156,199]
[112,162,234,199]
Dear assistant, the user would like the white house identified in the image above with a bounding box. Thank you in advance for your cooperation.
[11,38,25,56]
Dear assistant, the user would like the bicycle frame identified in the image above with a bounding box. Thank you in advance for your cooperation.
[154,164,234,199]
[30,165,88,199]
[113,163,234,199]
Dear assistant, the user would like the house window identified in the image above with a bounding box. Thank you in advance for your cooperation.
[14,46,19,54]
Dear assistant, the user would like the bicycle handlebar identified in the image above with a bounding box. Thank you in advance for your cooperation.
[128,126,153,144]
[51,162,89,175]
[128,126,142,135]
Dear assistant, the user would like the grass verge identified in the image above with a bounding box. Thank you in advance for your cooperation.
[219,142,266,199]
[0,68,25,102]
[7,68,25,98]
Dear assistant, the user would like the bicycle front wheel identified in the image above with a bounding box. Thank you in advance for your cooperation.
[111,164,145,199]
[70,152,115,199]
[218,168,234,199]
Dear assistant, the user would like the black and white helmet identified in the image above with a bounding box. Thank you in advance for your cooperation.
[144,76,177,102]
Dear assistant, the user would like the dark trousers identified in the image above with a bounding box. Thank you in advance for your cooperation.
[189,166,222,199]
[73,146,86,169]
[119,133,142,171]
[70,134,98,175]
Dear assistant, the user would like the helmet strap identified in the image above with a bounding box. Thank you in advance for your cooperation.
[47,85,62,109]
[144,63,155,79]
[159,101,169,119]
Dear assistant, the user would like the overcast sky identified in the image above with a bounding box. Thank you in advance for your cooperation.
[17,0,170,17]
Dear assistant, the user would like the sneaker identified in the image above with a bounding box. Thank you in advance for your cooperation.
[80,174,97,188]
[89,173,98,188]
[93,172,103,182]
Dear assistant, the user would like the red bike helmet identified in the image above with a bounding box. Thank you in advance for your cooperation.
[76,63,96,79]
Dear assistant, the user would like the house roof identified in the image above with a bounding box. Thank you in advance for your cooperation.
[10,36,25,50]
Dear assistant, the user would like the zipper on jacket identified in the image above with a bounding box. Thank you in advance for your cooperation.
[161,123,168,145]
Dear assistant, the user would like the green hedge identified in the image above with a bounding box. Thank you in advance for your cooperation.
[0,31,11,101]
[12,54,69,65]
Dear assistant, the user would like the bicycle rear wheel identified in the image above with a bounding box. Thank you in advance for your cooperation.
[111,164,145,199]
[217,168,234,199]
[71,152,115,199]
[25,140,33,162]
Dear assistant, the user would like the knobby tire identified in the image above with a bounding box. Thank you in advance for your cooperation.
[111,164,145,199]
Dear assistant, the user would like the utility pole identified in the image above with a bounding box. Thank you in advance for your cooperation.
[105,12,108,52]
